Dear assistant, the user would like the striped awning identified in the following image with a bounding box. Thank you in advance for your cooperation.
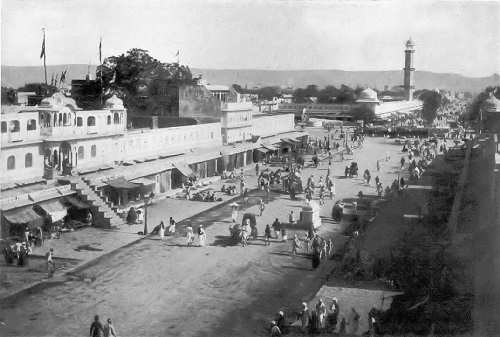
[35,199,68,222]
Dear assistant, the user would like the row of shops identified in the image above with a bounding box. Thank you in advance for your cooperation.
[1,194,92,240]
[86,131,308,211]
[0,131,308,233]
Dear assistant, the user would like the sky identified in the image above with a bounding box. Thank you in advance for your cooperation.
[1,0,499,77]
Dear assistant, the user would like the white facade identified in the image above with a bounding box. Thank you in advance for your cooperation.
[1,107,44,184]
[252,113,295,138]
[1,92,295,185]
[221,102,253,144]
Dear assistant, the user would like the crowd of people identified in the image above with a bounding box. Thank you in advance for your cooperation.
[268,297,370,336]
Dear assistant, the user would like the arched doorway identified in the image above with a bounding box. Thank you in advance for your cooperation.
[53,149,59,167]
[60,141,73,175]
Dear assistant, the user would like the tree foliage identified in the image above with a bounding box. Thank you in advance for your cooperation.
[350,105,377,123]
[293,85,319,103]
[256,86,281,101]
[317,85,340,103]
[97,48,195,115]
[1,87,17,105]
[418,90,443,124]
[17,83,58,97]
[463,86,500,122]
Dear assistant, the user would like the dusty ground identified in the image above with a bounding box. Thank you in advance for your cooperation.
[0,132,406,337]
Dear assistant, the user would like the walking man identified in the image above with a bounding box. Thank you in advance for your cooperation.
[103,318,117,337]
[291,234,301,255]
[90,315,104,337]
[186,225,195,246]
[264,224,272,246]
[46,248,55,278]
[259,199,265,216]
[272,218,281,240]
[159,221,165,240]
[288,210,295,225]
[198,225,206,247]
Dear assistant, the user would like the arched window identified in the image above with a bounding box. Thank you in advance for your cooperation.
[58,114,63,126]
[87,116,96,126]
[7,155,15,170]
[25,153,33,168]
[9,120,20,132]
[27,119,37,131]
[63,114,67,125]
[107,115,112,125]
[113,112,120,124]
[91,145,97,157]
[77,117,83,127]
[1,121,6,133]
[78,146,85,159]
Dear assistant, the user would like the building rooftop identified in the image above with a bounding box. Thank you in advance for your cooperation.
[1,105,38,115]
[356,88,379,103]
[205,84,230,91]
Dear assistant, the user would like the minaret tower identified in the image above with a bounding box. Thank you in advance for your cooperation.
[403,37,415,101]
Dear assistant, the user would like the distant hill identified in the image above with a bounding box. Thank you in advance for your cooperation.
[2,64,498,93]
[1,65,97,88]
[192,68,500,94]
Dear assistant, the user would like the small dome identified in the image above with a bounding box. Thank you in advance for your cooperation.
[105,94,124,109]
[406,37,415,48]
[482,92,500,113]
[40,92,79,110]
[356,88,379,103]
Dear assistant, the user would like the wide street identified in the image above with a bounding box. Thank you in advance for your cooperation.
[0,131,406,337]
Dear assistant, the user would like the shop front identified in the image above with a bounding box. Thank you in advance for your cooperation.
[1,206,45,238]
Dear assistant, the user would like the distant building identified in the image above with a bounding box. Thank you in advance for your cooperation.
[481,92,500,133]
[16,92,37,106]
[1,90,303,232]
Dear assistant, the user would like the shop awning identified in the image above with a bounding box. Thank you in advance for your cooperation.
[2,207,44,227]
[107,177,141,190]
[262,144,278,151]
[173,162,195,178]
[35,199,68,222]
[281,138,297,145]
[256,147,270,154]
[130,177,156,186]
[64,196,90,210]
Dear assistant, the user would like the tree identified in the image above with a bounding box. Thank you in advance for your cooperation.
[17,83,58,97]
[232,84,247,94]
[419,90,443,125]
[97,48,195,115]
[317,85,340,104]
[350,105,376,123]
[257,86,280,101]
[463,86,500,123]
[1,87,17,105]
[335,85,356,104]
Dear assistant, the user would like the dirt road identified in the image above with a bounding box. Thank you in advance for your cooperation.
[0,134,404,337]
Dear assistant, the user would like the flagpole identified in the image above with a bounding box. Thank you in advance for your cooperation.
[42,28,47,87]
[99,37,103,105]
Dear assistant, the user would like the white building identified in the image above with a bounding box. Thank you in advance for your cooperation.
[1,91,304,233]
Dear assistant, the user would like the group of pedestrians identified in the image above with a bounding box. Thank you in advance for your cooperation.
[89,315,117,337]
[185,224,206,247]
[270,298,362,336]
[157,217,176,240]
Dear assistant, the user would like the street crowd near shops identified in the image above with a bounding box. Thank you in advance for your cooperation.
[264,133,448,337]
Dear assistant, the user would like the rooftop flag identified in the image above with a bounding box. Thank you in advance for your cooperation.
[40,31,46,59]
